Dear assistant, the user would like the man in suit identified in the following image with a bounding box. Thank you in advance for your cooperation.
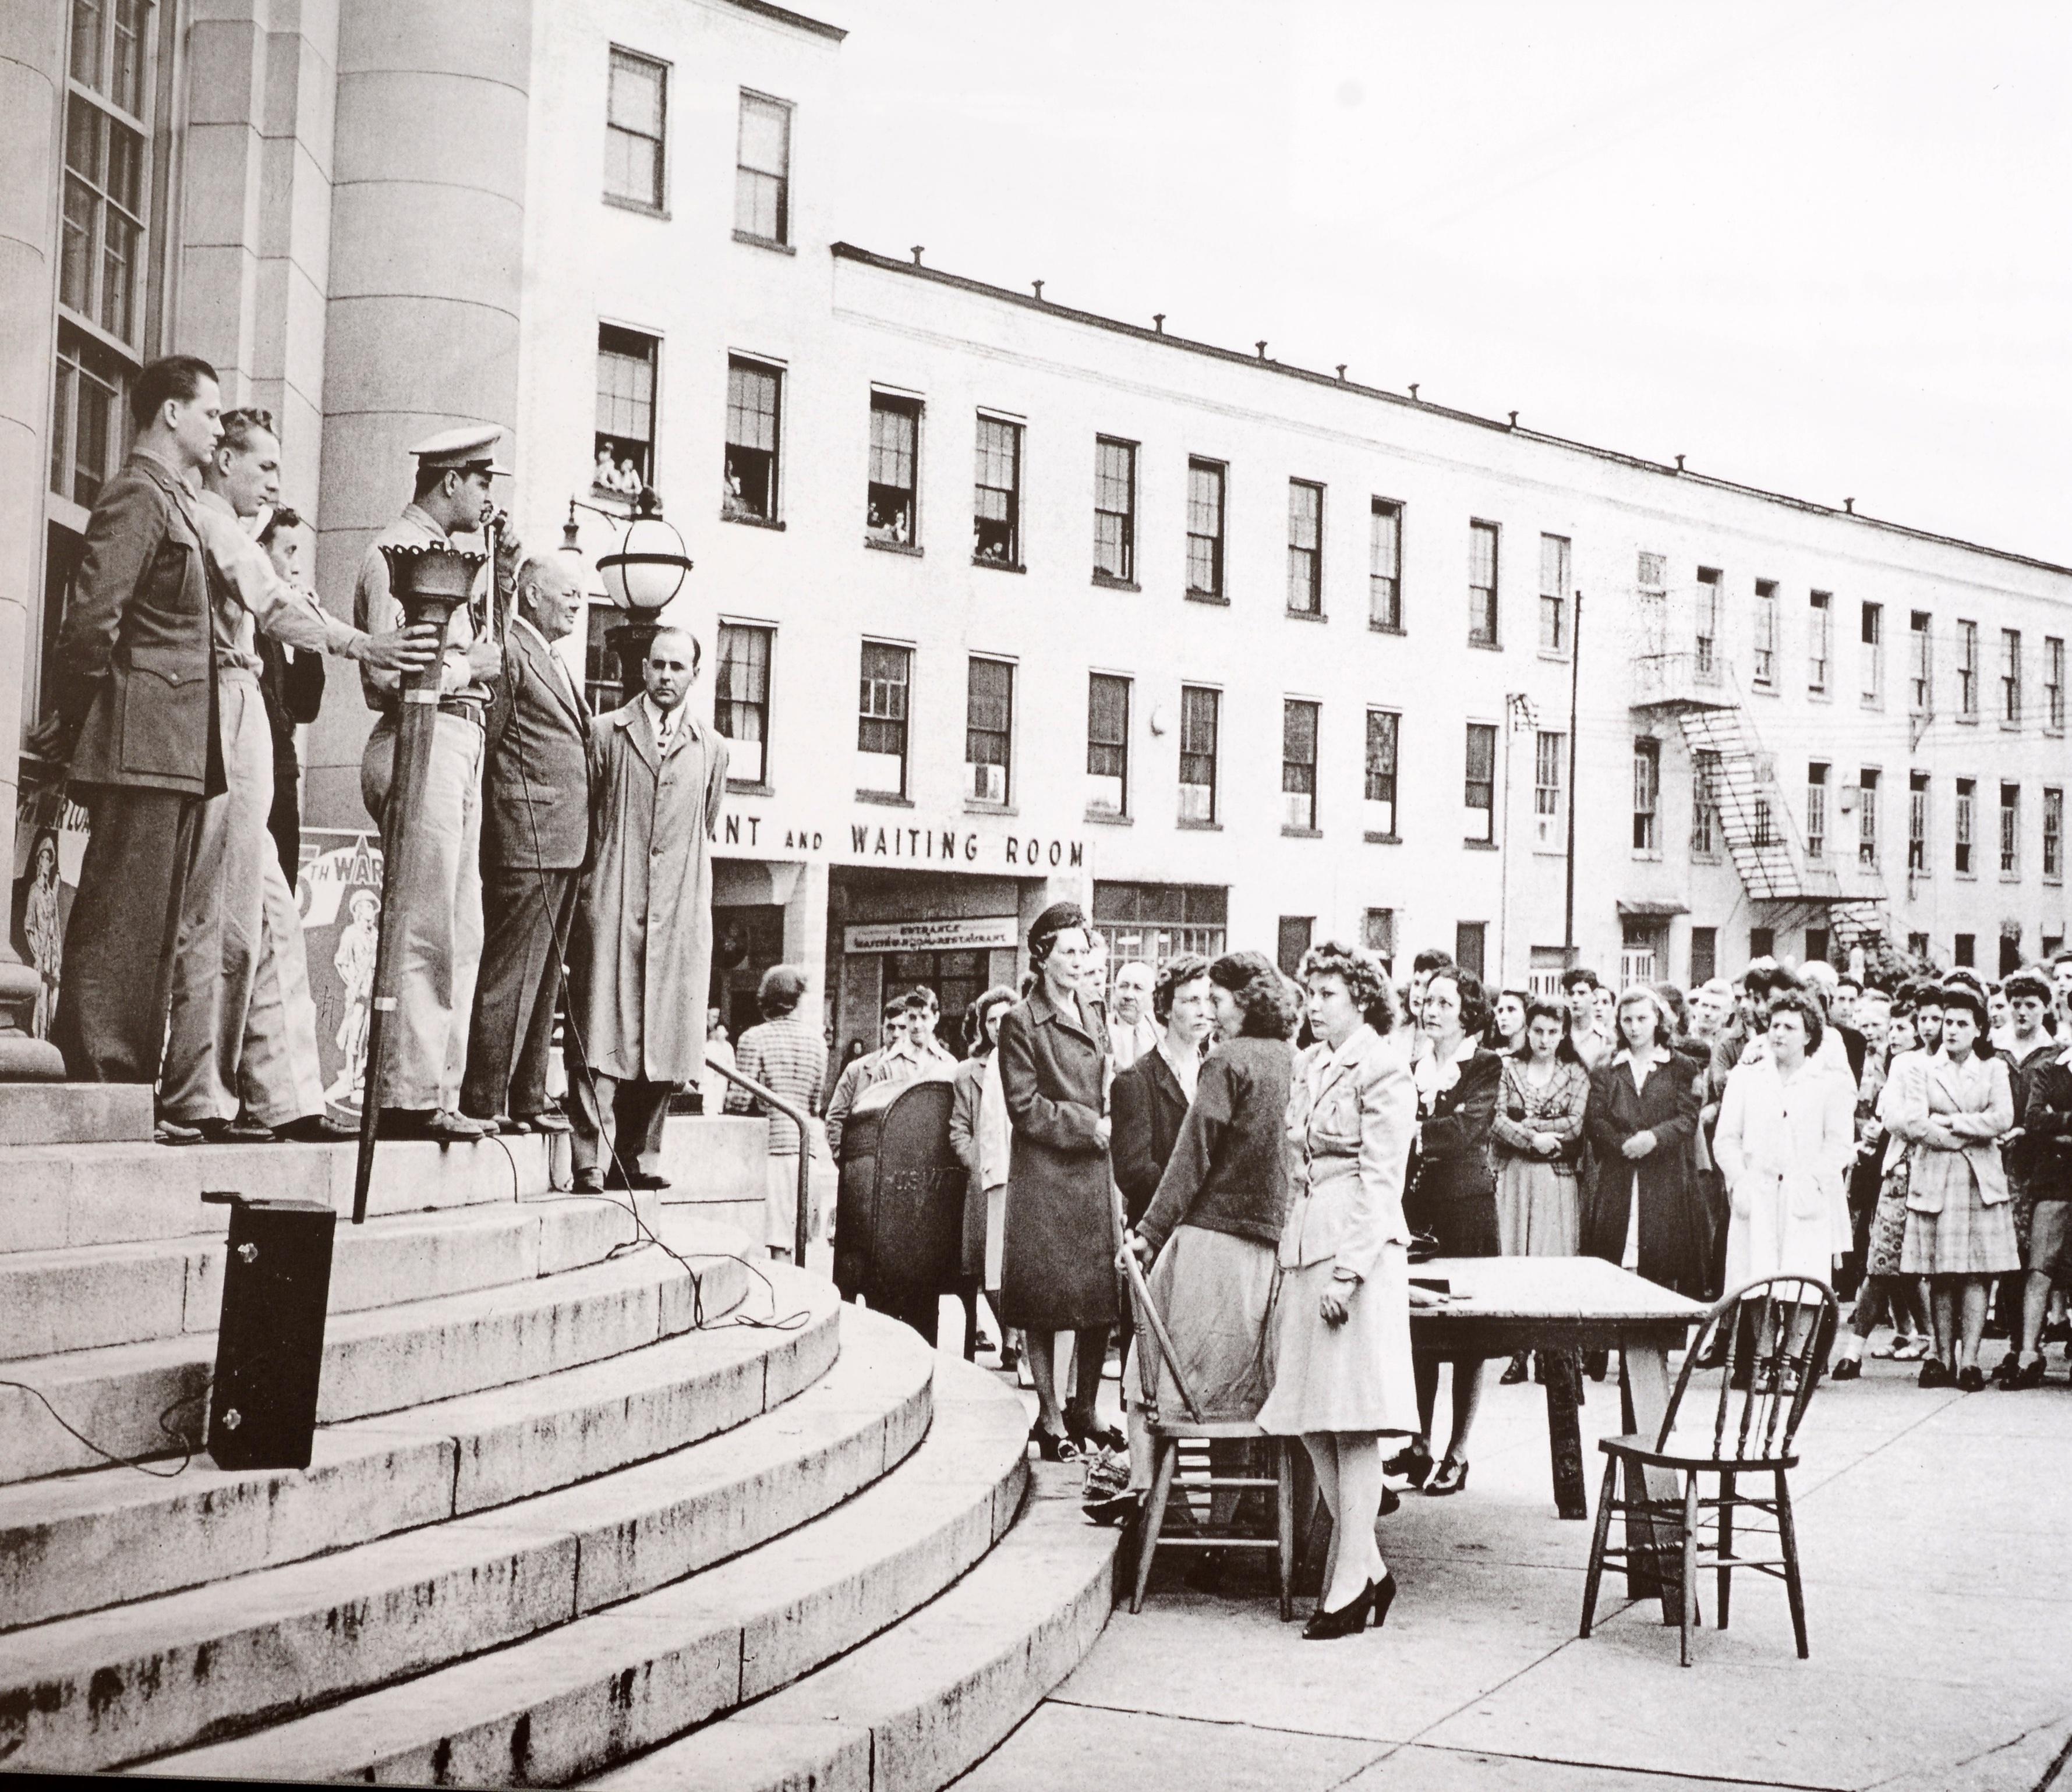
[1110,954,1212,1226]
[461,554,590,1133]
[37,356,224,1135]
[254,506,325,887]
[1106,960,1159,1071]
[354,426,516,1142]
[564,626,727,1194]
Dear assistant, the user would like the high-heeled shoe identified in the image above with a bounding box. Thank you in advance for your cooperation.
[1382,1441,1433,1488]
[1424,1455,1470,1496]
[1370,1570,1399,1629]
[1302,1578,1376,1640]
[1029,1423,1079,1462]
[1499,1352,1529,1386]
[1082,1487,1145,1527]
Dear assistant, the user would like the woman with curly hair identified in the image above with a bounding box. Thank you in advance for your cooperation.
[997,902,1120,1458]
[1260,941,1431,1638]
[1391,965,1504,1496]
[1097,952,1299,1524]
[1491,996,1591,1383]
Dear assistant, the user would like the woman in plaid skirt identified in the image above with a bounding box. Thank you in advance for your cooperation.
[1896,983,2019,1391]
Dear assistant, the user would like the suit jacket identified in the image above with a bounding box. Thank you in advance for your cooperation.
[481,619,591,869]
[1409,1046,1502,1207]
[1279,1024,1416,1277]
[1111,1046,1190,1226]
[55,451,224,798]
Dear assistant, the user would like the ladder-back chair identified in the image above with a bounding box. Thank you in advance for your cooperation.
[1579,1274,1837,1666]
[1130,1421,1296,1621]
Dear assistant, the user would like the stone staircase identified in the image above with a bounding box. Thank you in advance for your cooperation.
[0,1089,1120,1787]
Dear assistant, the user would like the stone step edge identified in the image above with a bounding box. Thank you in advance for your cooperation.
[3,1300,930,1776]
[585,1464,1121,1792]
[0,1265,840,1632]
[142,1349,1030,1787]
[0,1228,745,1483]
[0,1192,640,1363]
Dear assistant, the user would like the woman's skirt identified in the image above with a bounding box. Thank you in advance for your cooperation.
[1865,1160,1911,1279]
[982,1181,1007,1291]
[1495,1157,1579,1257]
[1901,1164,2021,1278]
[1255,1243,1418,1437]
[1128,1225,1277,1426]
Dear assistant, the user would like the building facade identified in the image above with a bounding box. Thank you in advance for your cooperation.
[9,0,2071,1070]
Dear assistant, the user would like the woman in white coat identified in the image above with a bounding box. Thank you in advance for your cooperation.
[1259,942,1438,1639]
[1713,988,1856,1349]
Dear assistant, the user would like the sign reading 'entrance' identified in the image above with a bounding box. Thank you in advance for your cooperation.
[843,916,1019,954]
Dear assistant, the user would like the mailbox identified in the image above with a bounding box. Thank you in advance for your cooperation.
[833,1078,964,1343]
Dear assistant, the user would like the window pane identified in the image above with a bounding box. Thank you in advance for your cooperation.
[867,395,919,543]
[1187,461,1224,597]
[1088,674,1129,811]
[724,360,780,519]
[1094,438,1134,579]
[974,417,1021,564]
[738,94,790,175]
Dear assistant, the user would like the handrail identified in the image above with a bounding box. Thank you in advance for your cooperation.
[703,1056,818,1264]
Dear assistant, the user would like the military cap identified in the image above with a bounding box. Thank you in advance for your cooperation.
[409,423,508,474]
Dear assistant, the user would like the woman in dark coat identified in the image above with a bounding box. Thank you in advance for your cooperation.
[1392,965,1504,1496]
[1583,985,1710,1295]
[997,902,1120,1458]
[1109,954,1214,1227]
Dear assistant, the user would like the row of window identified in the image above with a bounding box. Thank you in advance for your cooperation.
[705,621,1556,840]
[1671,562,2066,732]
[1632,734,2066,884]
[606,49,794,247]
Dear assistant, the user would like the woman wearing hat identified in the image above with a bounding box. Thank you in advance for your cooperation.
[996,902,1120,1458]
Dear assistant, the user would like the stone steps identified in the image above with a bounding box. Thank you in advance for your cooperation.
[0,1224,736,1483]
[0,1132,555,1255]
[0,1189,639,1361]
[588,1467,1119,1792]
[0,1260,837,1631]
[139,1341,1030,1787]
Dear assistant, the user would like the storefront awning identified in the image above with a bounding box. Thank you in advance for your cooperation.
[1617,898,1689,919]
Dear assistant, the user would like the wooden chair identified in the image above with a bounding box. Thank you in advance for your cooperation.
[1130,1421,1296,1622]
[1579,1273,1837,1666]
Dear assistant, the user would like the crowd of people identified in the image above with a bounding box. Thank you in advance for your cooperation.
[34,353,741,1220]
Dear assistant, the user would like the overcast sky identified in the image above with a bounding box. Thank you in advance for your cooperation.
[822,2,2072,565]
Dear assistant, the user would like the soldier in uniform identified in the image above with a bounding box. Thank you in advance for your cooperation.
[353,425,518,1142]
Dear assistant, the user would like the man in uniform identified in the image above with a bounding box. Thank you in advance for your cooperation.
[38,357,223,1132]
[177,409,436,1141]
[354,426,517,1142]
[565,626,727,1194]
[461,553,589,1134]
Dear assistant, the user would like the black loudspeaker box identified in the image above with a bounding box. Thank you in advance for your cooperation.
[205,1194,337,1471]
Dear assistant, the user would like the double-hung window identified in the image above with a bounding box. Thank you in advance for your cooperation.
[1087,674,1130,815]
[1179,686,1219,823]
[2001,783,2021,878]
[1958,621,1979,717]
[2048,638,2066,734]
[1809,592,1833,694]
[1956,778,1976,874]
[973,416,1021,566]
[964,657,1013,803]
[1094,437,1136,583]
[866,392,920,545]
[1697,567,1724,681]
[1287,481,1323,615]
[1859,768,1881,868]
[714,623,772,786]
[734,91,791,242]
[1691,749,1721,859]
[595,325,658,494]
[1539,534,1570,652]
[1908,773,1929,873]
[1466,723,1497,843]
[723,357,781,521]
[1536,731,1566,848]
[1632,738,1660,855]
[1806,763,1829,860]
[1282,701,1320,831]
[1910,611,1932,713]
[1370,500,1403,629]
[2046,788,2063,883]
[606,48,667,211]
[1753,580,1778,686]
[1365,710,1400,838]
[857,642,911,798]
[2002,628,2023,726]
[1468,522,1500,646]
[1186,460,1226,599]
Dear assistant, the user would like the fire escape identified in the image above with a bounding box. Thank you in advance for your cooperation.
[1631,581,1889,954]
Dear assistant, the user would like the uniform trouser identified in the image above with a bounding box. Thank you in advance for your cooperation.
[161,674,272,1125]
[360,711,485,1112]
[50,785,204,1086]
[236,849,329,1126]
[568,1070,672,1178]
[461,865,579,1121]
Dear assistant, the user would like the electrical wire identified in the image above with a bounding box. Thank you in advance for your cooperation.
[0,1382,208,1479]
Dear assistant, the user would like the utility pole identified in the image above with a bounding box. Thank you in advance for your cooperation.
[1499,691,1537,989]
[1562,589,1584,968]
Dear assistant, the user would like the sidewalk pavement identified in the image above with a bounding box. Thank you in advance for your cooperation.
[951,1341,2072,1792]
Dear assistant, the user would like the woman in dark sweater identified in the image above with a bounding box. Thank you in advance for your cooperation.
[1099,952,1298,1524]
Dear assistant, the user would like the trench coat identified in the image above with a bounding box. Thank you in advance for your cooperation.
[1713,1055,1856,1288]
[1583,1046,1710,1295]
[565,700,728,1083]
[995,984,1119,1330]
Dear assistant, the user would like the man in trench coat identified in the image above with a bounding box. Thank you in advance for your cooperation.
[564,625,728,1192]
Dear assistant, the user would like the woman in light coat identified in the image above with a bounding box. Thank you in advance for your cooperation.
[948,985,1017,1364]
[1259,941,1437,1639]
[1714,988,1857,1298]
[1896,983,2018,1390]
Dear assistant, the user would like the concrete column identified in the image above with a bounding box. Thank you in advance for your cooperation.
[783,859,830,1016]
[305,0,532,830]
[0,6,68,1078]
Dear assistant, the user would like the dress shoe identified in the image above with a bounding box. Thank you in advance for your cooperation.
[522,1110,574,1136]
[480,1114,529,1135]
[1382,1442,1433,1488]
[1917,1358,1954,1389]
[275,1113,357,1142]
[2004,1354,2048,1390]
[1499,1352,1529,1385]
[379,1108,487,1143]
[1370,1570,1399,1629]
[603,1164,671,1191]
[1082,1487,1145,1528]
[199,1116,277,1144]
[572,1169,606,1194]
[1303,1579,1376,1640]
[1956,1363,1987,1393]
[1424,1455,1471,1496]
[153,1117,204,1146]
[1829,1355,1862,1380]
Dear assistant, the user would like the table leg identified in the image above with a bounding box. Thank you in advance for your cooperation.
[1543,1347,1586,1520]
[1620,1336,1681,1624]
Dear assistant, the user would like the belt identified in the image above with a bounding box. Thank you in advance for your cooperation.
[438,699,485,723]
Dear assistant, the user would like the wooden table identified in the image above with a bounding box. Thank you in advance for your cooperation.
[1410,1256,1704,1610]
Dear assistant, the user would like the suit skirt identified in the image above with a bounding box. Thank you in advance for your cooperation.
[1256,1243,1417,1437]
[1901,1159,2020,1277]
[1127,1224,1276,1426]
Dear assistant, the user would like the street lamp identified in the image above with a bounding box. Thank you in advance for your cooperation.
[563,486,694,705]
